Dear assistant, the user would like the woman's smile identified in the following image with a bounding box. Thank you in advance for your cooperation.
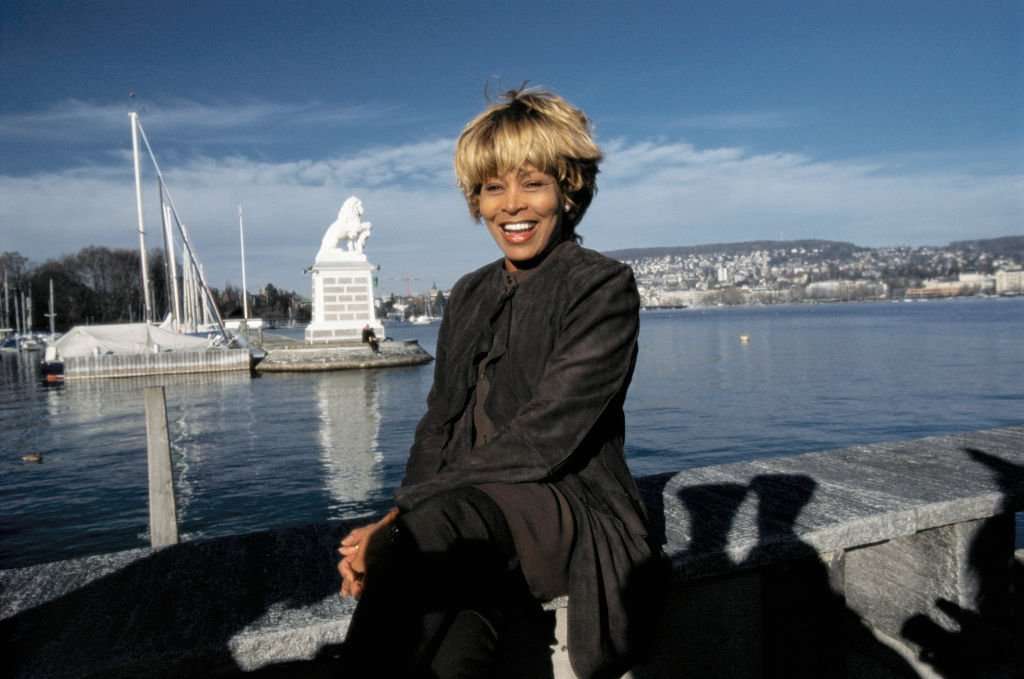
[498,221,537,242]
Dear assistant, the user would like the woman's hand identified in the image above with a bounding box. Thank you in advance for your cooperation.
[337,508,399,599]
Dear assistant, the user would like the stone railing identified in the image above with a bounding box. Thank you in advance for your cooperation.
[2,428,1021,678]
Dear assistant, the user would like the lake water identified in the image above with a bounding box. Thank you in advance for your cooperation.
[2,296,1022,569]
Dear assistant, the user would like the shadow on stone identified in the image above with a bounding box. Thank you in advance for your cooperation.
[633,473,919,679]
[1,523,350,678]
[898,447,1022,678]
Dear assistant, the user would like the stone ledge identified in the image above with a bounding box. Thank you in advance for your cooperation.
[657,427,1023,576]
[2,427,1021,678]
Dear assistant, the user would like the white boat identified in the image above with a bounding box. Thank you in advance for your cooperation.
[52,324,214,359]
[18,335,44,352]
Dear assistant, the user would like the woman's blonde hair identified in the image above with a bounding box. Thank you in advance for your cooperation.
[454,87,602,237]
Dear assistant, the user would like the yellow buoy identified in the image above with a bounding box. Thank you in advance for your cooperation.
[21,452,43,463]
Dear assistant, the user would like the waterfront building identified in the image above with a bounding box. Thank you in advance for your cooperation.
[906,280,966,299]
[957,272,996,294]
[995,269,1024,295]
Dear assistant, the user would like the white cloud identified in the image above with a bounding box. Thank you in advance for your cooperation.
[0,98,390,141]
[0,135,1020,295]
[672,111,798,130]
[588,144,1022,251]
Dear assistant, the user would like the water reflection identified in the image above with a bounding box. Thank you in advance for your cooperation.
[316,370,383,511]
[49,372,254,543]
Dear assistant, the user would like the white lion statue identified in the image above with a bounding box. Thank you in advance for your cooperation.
[317,196,372,259]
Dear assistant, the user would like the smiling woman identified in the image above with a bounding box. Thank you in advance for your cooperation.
[336,88,664,679]
[455,89,601,250]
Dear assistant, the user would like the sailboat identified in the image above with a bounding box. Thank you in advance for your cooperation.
[40,279,64,383]
[49,112,252,380]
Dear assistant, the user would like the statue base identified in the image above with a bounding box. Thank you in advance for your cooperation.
[305,259,384,344]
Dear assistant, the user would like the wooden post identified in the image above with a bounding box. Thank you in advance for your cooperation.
[144,386,179,548]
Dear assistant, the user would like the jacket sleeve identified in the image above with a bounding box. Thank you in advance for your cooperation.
[395,262,639,510]
[400,291,456,487]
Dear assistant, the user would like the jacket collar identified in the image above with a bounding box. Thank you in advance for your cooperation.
[483,238,576,296]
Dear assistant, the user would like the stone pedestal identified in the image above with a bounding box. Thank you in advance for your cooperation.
[305,259,383,343]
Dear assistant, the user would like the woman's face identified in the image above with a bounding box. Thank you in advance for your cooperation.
[478,164,563,271]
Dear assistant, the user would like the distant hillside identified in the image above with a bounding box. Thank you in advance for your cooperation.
[604,239,864,261]
[948,235,1024,263]
[605,235,1024,263]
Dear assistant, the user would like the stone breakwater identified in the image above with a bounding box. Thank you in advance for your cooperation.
[255,338,432,372]
[2,427,1022,678]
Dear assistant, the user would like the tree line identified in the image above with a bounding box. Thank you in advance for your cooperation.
[1,247,309,333]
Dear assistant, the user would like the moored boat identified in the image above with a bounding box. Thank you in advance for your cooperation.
[19,335,44,352]
[40,344,64,383]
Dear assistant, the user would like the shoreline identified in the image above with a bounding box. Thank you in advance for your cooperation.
[640,292,1020,312]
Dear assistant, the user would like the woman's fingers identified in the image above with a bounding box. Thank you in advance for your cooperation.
[340,556,361,580]
[349,548,367,576]
[339,557,363,599]
[340,526,369,546]
[338,559,351,597]
[338,512,398,599]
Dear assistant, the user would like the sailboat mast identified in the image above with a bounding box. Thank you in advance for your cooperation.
[162,201,182,327]
[239,204,249,320]
[134,118,227,338]
[46,278,56,337]
[199,263,211,326]
[157,182,173,323]
[130,112,153,323]
[2,269,8,330]
[182,253,194,331]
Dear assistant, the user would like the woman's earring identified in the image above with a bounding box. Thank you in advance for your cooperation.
[563,204,571,212]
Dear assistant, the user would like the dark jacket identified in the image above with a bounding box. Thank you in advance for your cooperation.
[396,240,659,679]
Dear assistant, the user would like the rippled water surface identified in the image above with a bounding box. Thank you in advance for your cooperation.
[2,297,1022,568]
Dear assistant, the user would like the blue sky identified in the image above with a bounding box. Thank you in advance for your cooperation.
[1,1,1021,294]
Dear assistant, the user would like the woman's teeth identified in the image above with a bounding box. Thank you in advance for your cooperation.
[502,222,533,232]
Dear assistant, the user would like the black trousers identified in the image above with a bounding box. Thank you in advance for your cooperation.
[343,487,531,678]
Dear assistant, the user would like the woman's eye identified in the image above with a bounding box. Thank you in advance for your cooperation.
[482,184,503,193]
